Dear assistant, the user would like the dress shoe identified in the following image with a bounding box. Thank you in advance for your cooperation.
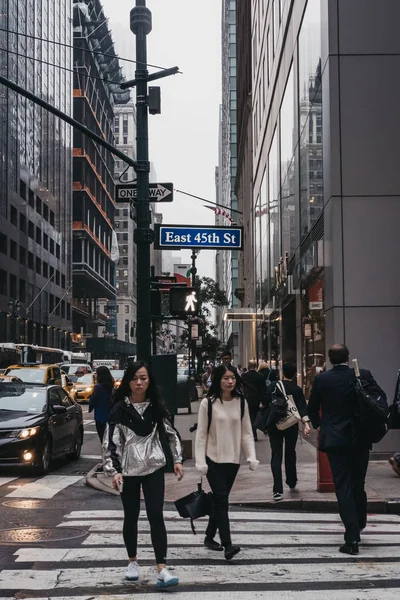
[339,542,359,555]
[389,457,400,476]
[204,537,223,551]
[224,544,241,560]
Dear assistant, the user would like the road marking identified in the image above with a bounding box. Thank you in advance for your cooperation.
[57,518,400,534]
[64,509,400,523]
[7,593,400,600]
[6,476,83,499]
[14,544,400,563]
[2,562,400,589]
[82,532,400,546]
[82,431,97,434]
[80,455,102,460]
[0,477,18,488]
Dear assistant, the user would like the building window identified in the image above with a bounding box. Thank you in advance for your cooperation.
[0,233,6,254]
[28,221,34,239]
[10,239,17,260]
[123,209,129,217]
[125,305,129,314]
[43,233,48,250]
[36,226,41,244]
[20,213,26,233]
[123,269,128,277]
[123,221,128,229]
[10,205,17,226]
[36,257,41,275]
[19,246,26,265]
[28,252,34,270]
[123,137,128,145]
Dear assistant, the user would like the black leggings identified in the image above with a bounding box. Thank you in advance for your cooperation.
[206,457,240,547]
[95,421,106,444]
[120,468,167,564]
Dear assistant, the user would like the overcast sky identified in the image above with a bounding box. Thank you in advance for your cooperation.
[102,0,222,277]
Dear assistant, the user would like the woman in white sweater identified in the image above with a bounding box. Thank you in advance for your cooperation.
[195,365,259,560]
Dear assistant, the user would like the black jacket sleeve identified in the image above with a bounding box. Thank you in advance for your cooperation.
[294,386,308,419]
[307,375,322,429]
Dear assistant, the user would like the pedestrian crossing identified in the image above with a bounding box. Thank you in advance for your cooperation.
[0,475,84,499]
[1,509,400,598]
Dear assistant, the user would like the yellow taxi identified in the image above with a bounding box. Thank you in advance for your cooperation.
[0,375,23,383]
[110,369,125,388]
[61,373,75,397]
[72,373,97,403]
[4,364,62,386]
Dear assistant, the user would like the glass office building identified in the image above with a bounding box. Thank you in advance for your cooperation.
[251,0,400,452]
[0,0,73,347]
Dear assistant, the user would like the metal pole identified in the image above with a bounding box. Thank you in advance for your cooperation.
[190,250,197,374]
[130,1,153,363]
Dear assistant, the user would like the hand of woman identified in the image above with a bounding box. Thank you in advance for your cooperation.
[303,422,311,436]
[112,473,123,490]
[174,463,184,481]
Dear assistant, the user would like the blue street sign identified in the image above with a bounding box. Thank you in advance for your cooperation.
[154,225,243,250]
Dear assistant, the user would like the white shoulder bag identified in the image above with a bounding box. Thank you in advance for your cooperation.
[276,381,302,431]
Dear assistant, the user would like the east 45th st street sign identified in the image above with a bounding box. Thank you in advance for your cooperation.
[154,225,243,250]
[115,182,173,203]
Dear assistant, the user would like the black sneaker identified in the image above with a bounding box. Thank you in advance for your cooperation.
[224,545,241,560]
[204,537,223,551]
[273,492,283,501]
[339,542,359,555]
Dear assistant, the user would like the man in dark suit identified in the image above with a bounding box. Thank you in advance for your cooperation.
[308,344,386,555]
[242,360,266,441]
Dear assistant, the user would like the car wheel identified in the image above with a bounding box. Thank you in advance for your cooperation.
[36,439,52,475]
[68,428,83,461]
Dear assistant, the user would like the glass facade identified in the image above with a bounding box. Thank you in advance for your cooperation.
[0,0,73,347]
[252,0,324,372]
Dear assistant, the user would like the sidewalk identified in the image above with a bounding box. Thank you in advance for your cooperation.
[86,400,400,514]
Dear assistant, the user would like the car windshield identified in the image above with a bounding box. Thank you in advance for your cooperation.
[62,365,89,374]
[76,374,93,384]
[6,368,46,384]
[0,384,47,413]
[111,370,124,379]
[178,369,189,376]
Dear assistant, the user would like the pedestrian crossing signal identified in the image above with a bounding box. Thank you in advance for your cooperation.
[170,287,198,316]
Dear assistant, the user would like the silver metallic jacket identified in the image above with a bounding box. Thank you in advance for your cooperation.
[102,400,182,477]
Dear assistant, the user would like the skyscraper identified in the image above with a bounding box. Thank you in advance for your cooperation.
[0,0,73,348]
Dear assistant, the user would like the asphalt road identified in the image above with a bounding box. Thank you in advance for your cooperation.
[0,404,400,598]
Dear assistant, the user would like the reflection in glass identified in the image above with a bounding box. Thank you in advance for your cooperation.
[254,192,262,307]
[280,66,297,257]
[298,0,323,241]
[268,128,280,287]
[260,170,268,303]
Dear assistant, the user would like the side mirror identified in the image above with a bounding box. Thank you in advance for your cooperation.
[52,404,67,415]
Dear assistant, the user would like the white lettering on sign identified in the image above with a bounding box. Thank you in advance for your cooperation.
[165,232,192,243]
[118,189,136,199]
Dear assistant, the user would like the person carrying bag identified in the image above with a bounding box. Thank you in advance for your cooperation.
[267,363,311,502]
[103,362,184,589]
[195,364,258,560]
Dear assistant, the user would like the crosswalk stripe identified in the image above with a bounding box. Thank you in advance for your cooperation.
[0,477,18,488]
[6,594,400,600]
[1,562,400,589]
[63,509,400,523]
[5,476,83,499]
[82,532,400,546]
[57,518,399,534]
[13,544,400,563]
[80,455,102,460]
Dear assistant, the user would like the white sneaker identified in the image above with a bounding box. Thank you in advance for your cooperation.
[125,561,140,581]
[156,567,179,589]
[273,492,282,502]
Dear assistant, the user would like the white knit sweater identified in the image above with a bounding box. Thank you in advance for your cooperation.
[195,396,259,475]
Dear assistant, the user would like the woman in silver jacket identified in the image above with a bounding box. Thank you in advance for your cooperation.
[103,361,184,589]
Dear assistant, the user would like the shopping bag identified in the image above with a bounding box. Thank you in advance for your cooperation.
[275,381,302,431]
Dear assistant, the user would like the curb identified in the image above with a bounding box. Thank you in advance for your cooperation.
[86,465,400,514]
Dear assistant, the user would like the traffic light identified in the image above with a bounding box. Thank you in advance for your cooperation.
[170,287,198,317]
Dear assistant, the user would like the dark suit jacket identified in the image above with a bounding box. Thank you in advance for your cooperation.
[242,369,266,410]
[307,365,386,451]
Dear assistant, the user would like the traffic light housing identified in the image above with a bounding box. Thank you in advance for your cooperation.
[169,287,198,317]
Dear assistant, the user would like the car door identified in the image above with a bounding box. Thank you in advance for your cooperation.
[56,389,77,450]
[48,388,69,453]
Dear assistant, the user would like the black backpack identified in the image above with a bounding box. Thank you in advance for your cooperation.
[353,369,389,444]
[207,396,245,433]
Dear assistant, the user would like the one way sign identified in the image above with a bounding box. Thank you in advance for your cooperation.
[116,182,174,203]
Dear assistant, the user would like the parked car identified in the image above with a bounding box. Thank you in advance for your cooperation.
[0,382,83,473]
[0,375,23,383]
[5,364,62,386]
[73,373,97,403]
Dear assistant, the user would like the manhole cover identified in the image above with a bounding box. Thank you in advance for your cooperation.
[0,527,87,544]
[3,500,47,510]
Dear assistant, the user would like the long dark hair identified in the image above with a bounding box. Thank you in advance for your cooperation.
[207,365,244,402]
[96,366,114,391]
[113,361,168,419]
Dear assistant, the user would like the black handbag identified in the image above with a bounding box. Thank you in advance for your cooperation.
[174,480,212,534]
[254,405,270,432]
[353,360,389,444]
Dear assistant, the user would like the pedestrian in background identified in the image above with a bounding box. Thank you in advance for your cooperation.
[267,363,311,501]
[195,364,259,560]
[308,344,387,555]
[201,364,213,395]
[89,366,114,445]
[242,360,266,441]
[103,362,184,588]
